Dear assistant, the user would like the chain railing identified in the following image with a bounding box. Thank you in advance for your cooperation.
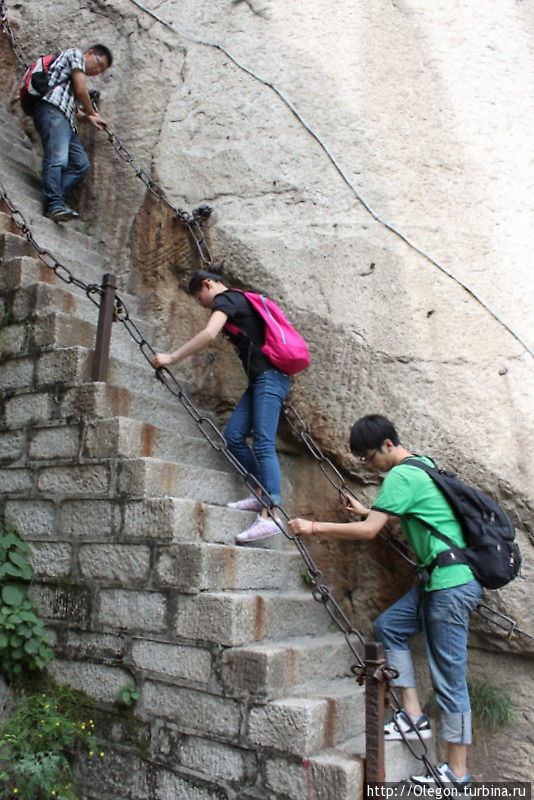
[0,0,26,68]
[3,179,533,790]
[1,2,532,783]
[0,0,213,267]
[99,119,213,266]
[0,180,104,307]
[283,402,418,567]
[0,177,438,782]
[282,404,534,642]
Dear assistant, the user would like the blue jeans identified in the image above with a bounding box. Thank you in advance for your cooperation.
[224,369,290,505]
[33,101,90,213]
[373,580,483,744]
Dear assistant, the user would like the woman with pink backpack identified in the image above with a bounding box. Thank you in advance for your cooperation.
[151,269,309,543]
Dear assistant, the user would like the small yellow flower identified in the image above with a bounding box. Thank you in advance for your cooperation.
[99,751,105,757]
[55,721,60,726]
[44,704,50,709]
[80,723,86,729]
[89,751,94,756]
[12,790,19,795]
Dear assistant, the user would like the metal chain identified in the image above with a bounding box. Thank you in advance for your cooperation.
[1,2,532,776]
[2,149,531,800]
[283,402,418,567]
[0,0,28,68]
[0,177,103,307]
[100,124,213,266]
[111,290,368,668]
[283,403,534,642]
[0,0,213,267]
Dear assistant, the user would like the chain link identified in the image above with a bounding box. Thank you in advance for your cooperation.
[0,0,28,68]
[283,401,418,567]
[0,177,104,302]
[1,3,532,778]
[0,0,213,267]
[101,126,213,266]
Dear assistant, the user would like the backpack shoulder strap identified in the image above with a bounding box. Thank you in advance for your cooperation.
[401,457,470,569]
[401,457,438,474]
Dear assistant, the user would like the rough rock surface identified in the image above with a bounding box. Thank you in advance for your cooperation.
[1,0,533,785]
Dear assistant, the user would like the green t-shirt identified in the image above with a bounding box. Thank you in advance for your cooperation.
[372,456,475,592]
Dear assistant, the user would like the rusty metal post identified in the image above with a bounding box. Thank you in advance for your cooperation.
[364,641,386,785]
[92,273,117,382]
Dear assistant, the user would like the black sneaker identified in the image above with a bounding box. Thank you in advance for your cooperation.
[63,207,79,220]
[45,207,71,223]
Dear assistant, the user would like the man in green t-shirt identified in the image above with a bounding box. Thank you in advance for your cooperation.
[288,414,482,788]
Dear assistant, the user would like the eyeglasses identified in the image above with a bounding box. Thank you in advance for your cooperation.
[357,449,379,464]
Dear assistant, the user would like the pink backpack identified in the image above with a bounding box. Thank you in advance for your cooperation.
[223,290,310,376]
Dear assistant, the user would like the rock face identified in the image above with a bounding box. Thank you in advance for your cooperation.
[6,1,534,481]
[1,0,533,788]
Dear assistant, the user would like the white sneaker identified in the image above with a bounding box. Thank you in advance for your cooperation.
[384,711,432,741]
[235,515,281,543]
[227,495,263,512]
[408,762,472,789]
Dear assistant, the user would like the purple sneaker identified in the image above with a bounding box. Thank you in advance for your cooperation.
[235,515,281,543]
[227,495,264,512]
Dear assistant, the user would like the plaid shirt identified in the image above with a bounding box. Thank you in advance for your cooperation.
[42,48,85,131]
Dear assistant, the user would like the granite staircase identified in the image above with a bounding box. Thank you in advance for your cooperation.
[0,104,424,799]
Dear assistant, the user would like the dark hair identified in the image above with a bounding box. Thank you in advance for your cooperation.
[349,414,400,456]
[187,269,228,295]
[87,44,113,67]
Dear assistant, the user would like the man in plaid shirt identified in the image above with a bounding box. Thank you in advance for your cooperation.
[32,44,112,222]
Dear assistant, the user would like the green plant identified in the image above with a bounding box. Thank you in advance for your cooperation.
[468,678,514,731]
[0,528,53,679]
[0,687,103,799]
[299,569,313,587]
[117,681,140,707]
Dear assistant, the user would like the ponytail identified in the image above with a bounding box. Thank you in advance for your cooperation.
[187,267,227,295]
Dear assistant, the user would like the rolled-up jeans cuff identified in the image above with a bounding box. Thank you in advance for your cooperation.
[385,649,417,688]
[441,711,472,744]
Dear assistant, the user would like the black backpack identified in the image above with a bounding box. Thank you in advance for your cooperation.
[403,458,521,589]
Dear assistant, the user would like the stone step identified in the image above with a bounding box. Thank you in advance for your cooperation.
[338,732,433,783]
[120,497,293,551]
[5,344,189,430]
[261,749,363,800]
[27,309,157,369]
[174,590,332,646]
[117,456,244,505]
[0,189,113,281]
[154,541,303,593]
[1,268,147,333]
[247,677,365,757]
[84,416,232,472]
[0,243,140,311]
[57,378,217,441]
[220,633,356,699]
